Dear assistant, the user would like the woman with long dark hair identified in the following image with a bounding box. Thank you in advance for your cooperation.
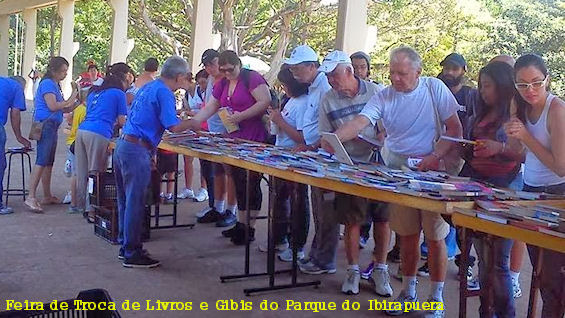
[504,54,565,318]
[461,61,524,318]
[25,57,79,212]
[74,64,129,221]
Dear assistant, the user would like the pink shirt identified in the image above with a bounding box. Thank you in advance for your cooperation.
[212,69,268,142]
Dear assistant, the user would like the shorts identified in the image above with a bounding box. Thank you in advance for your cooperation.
[334,193,368,225]
[157,150,178,174]
[388,204,449,241]
[367,201,390,222]
[36,119,59,167]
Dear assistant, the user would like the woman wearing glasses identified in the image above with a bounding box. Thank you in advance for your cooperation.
[504,53,565,318]
[192,50,271,245]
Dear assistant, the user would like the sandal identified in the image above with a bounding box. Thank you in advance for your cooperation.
[24,198,43,213]
[41,196,60,205]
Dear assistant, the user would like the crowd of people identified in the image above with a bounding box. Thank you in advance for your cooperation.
[1,41,564,317]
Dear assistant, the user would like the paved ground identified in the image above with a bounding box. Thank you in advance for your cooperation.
[0,108,541,317]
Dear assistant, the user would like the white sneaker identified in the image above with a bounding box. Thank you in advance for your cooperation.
[277,248,305,262]
[341,268,360,295]
[385,291,418,316]
[193,188,208,202]
[512,277,522,298]
[62,191,72,204]
[177,188,195,199]
[372,268,393,297]
[467,276,480,291]
[424,297,445,318]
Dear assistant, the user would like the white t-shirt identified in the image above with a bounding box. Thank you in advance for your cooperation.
[205,76,226,133]
[188,85,204,112]
[302,72,332,145]
[275,94,308,148]
[360,77,459,156]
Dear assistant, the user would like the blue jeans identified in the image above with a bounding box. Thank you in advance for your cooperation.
[473,236,515,318]
[35,119,59,167]
[114,139,152,259]
[273,180,309,249]
[307,188,339,269]
[0,125,6,206]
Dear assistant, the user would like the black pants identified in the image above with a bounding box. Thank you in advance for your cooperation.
[230,166,262,212]
[273,179,309,249]
[199,159,214,208]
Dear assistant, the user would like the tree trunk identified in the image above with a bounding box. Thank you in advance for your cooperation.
[263,14,293,85]
[219,0,237,52]
[139,0,184,56]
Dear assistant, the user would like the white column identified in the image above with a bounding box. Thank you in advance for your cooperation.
[189,0,213,73]
[0,15,9,76]
[335,0,368,54]
[109,0,134,64]
[58,0,79,98]
[22,8,37,99]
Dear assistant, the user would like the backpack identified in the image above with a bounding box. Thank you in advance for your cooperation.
[224,68,279,108]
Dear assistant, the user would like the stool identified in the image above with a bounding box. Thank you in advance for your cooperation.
[4,147,32,205]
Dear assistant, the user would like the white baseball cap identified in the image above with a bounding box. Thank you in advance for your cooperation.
[318,50,352,73]
[284,45,319,65]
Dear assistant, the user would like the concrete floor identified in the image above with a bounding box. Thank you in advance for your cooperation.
[0,109,541,317]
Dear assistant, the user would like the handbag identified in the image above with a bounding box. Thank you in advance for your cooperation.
[29,111,56,141]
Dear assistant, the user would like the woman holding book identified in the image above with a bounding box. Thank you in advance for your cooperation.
[504,53,565,318]
[192,50,271,245]
[461,61,524,318]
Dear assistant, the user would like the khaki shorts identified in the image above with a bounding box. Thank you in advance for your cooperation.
[335,193,368,225]
[388,204,449,241]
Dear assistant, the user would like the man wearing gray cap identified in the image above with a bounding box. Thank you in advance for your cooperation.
[318,50,392,297]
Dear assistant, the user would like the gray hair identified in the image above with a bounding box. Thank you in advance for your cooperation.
[10,76,26,88]
[336,63,354,74]
[161,56,190,79]
[390,46,422,70]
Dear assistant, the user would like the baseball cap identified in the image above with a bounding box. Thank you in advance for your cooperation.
[200,49,219,66]
[350,51,371,64]
[440,53,467,69]
[318,50,352,73]
[284,45,318,65]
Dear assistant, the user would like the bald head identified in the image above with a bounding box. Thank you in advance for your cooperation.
[489,55,515,67]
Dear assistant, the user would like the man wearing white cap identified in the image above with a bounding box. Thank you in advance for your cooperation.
[317,50,393,297]
[284,45,337,275]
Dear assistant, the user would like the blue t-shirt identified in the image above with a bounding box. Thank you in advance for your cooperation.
[34,78,64,124]
[0,77,26,125]
[122,79,180,147]
[79,88,128,139]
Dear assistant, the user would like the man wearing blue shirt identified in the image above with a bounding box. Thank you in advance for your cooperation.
[115,56,198,268]
[0,76,32,214]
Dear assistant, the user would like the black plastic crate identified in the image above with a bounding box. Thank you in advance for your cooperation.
[0,289,121,318]
[89,171,117,209]
[93,205,119,245]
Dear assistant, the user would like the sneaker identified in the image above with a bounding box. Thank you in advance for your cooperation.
[466,266,473,282]
[122,254,160,268]
[177,188,195,199]
[215,210,237,227]
[67,206,82,214]
[418,262,430,277]
[0,204,14,215]
[119,248,150,260]
[361,262,374,280]
[277,248,305,262]
[467,276,480,291]
[299,260,337,275]
[511,277,522,298]
[197,208,222,223]
[385,291,418,316]
[258,242,289,253]
[341,268,360,295]
[163,193,174,204]
[372,268,393,297]
[387,247,401,263]
[62,191,72,204]
[196,206,213,218]
[359,236,368,249]
[424,297,445,318]
[193,188,209,202]
[230,226,255,245]
[222,222,244,238]
[393,264,403,281]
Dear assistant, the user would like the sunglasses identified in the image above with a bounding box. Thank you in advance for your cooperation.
[515,77,547,90]
[219,67,236,74]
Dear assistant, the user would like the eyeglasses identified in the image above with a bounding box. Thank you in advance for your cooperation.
[219,67,236,74]
[515,77,547,90]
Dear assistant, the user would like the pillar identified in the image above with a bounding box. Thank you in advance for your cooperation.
[335,0,368,54]
[109,0,134,64]
[189,0,213,73]
[0,14,9,76]
[22,8,37,99]
[58,0,79,98]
